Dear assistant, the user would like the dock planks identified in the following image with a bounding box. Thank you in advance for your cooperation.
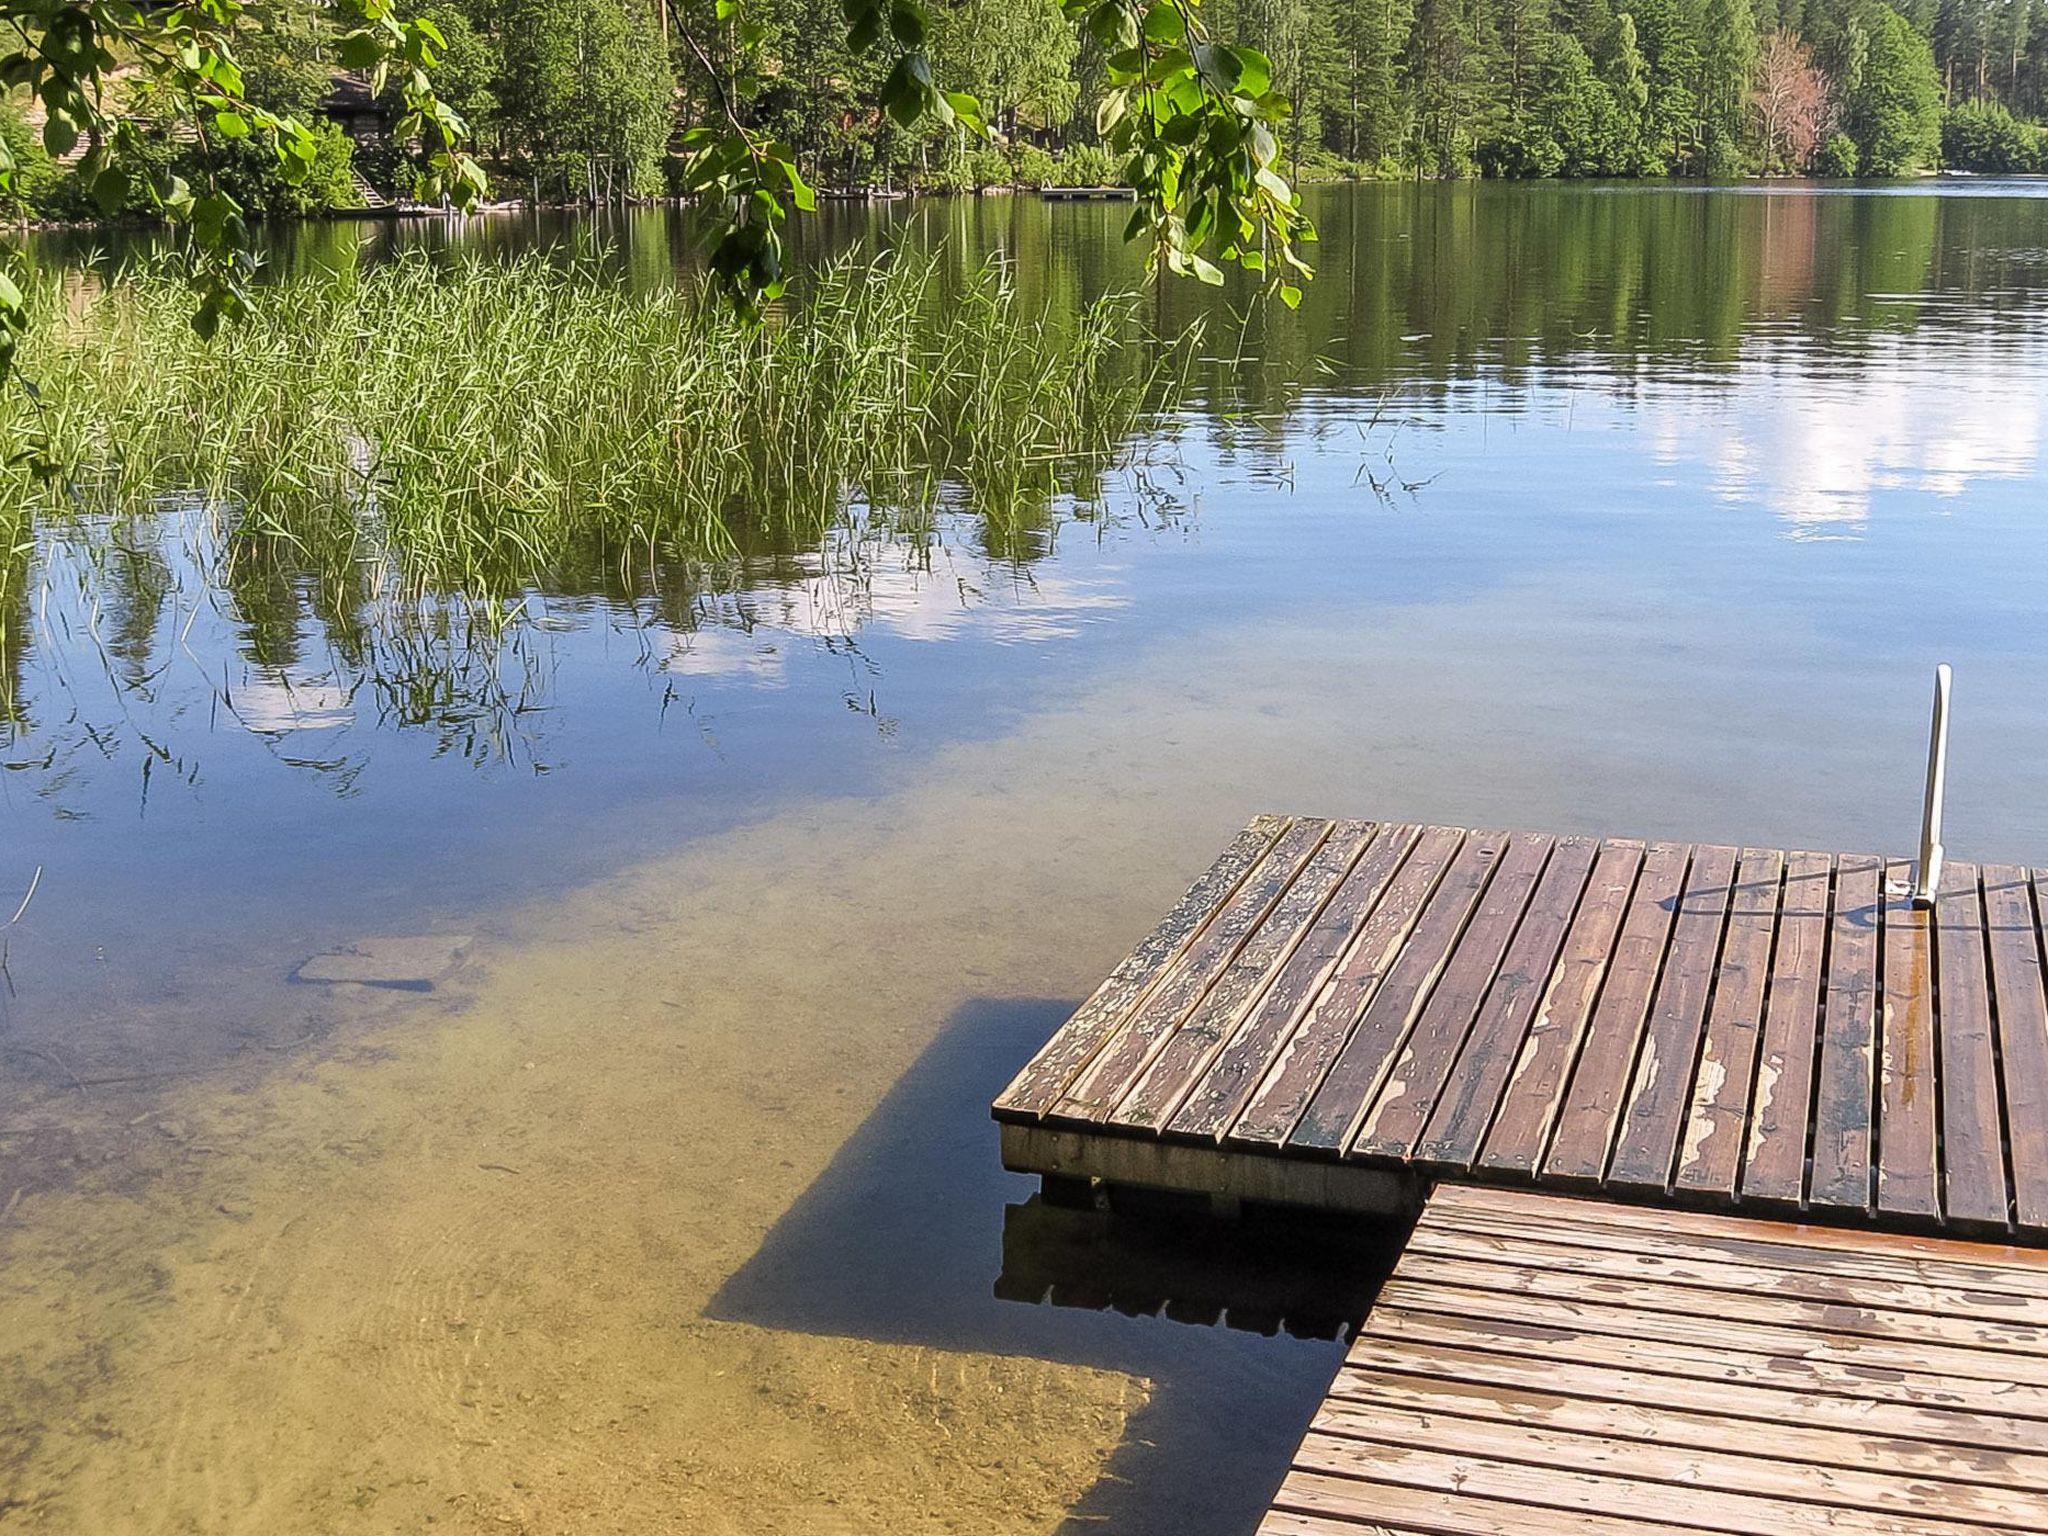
[1259,1184,2048,1536]
[997,815,2048,1241]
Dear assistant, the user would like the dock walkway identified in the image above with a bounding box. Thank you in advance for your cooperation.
[1263,1183,2048,1535]
[995,816,2048,1242]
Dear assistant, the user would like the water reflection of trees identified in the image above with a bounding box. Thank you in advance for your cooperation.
[9,184,2045,793]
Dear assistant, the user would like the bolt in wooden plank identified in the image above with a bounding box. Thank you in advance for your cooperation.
[1049,818,1332,1124]
[1414,837,1600,1172]
[1810,853,1884,1214]
[993,815,1288,1119]
[1228,826,1467,1149]
[1286,834,1509,1155]
[1168,824,1423,1142]
[1673,847,1784,1200]
[1109,821,1377,1131]
[1353,835,1557,1161]
[1476,840,1643,1177]
[1876,858,1939,1222]
[1937,861,2010,1231]
[1541,842,1691,1185]
[1987,866,2048,1233]
[1609,844,1742,1192]
[1740,851,1833,1206]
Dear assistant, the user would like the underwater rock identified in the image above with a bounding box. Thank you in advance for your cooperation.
[295,935,473,990]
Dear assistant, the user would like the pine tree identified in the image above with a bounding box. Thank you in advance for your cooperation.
[1697,0,1759,169]
[1850,2,1944,168]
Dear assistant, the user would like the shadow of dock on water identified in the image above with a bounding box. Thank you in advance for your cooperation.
[707,995,1408,1536]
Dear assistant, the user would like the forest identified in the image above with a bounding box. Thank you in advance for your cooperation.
[5,0,2048,223]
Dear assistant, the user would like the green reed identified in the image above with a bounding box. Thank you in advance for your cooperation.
[0,247,1180,600]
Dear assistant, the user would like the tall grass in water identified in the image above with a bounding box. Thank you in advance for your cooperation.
[0,248,1185,722]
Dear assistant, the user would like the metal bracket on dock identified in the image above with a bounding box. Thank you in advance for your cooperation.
[1915,662,1952,908]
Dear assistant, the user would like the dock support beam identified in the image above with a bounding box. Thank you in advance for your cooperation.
[1915,663,1952,908]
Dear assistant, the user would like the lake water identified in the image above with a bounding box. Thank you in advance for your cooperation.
[5,179,2048,1533]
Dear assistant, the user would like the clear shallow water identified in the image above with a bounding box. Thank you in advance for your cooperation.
[5,180,2048,1532]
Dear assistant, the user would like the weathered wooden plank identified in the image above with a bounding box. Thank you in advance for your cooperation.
[1542,841,1691,1185]
[1987,866,2048,1233]
[1266,1471,1710,1536]
[1228,826,1467,1148]
[1328,1350,2048,1489]
[1051,818,1332,1123]
[1402,1224,2048,1332]
[1370,1303,2048,1421]
[993,815,1287,1119]
[1396,1240,2048,1353]
[1368,1277,2048,1400]
[1608,844,1741,1192]
[1477,840,1643,1177]
[1430,1182,2048,1295]
[1290,1432,2012,1536]
[1938,861,2010,1231]
[1287,833,1509,1155]
[1413,837,1600,1172]
[1167,824,1422,1141]
[1673,848,1784,1199]
[1311,1395,2041,1530]
[1352,834,1557,1161]
[1809,853,1884,1214]
[1740,850,1833,1205]
[1877,858,1940,1222]
[1335,1338,2048,1460]
[1108,821,1376,1131]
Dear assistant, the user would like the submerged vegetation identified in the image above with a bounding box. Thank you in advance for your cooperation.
[0,249,1185,729]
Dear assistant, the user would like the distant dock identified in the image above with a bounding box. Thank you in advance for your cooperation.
[1037,186,1137,201]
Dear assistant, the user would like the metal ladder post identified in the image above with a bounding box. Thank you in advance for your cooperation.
[1914,664,1952,908]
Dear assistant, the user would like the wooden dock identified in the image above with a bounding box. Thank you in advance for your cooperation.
[1263,1183,2048,1535]
[995,816,2048,1242]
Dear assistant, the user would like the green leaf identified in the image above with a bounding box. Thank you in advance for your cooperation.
[338,32,384,68]
[42,114,77,159]
[1141,3,1186,42]
[90,164,129,216]
[784,159,817,212]
[215,110,251,140]
[889,0,927,46]
[1089,3,1133,50]
[1230,47,1273,96]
